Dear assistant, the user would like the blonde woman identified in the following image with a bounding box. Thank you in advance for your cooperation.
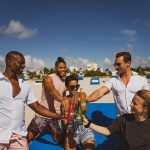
[83,90,150,150]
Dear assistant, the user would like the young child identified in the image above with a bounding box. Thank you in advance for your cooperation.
[82,89,150,150]
[62,75,95,150]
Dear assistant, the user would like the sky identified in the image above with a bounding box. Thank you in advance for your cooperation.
[0,0,150,71]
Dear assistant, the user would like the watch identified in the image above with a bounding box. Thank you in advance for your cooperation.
[84,120,92,128]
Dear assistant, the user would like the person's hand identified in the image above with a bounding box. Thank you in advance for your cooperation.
[79,92,87,100]
[83,92,87,99]
[61,97,68,107]
[60,112,68,125]
[61,118,68,125]
[60,114,65,119]
[82,115,89,126]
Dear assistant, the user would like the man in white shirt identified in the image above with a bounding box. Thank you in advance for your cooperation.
[0,51,61,150]
[87,52,150,116]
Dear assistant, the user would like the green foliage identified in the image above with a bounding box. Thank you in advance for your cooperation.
[26,66,150,79]
[84,70,108,77]
[131,66,150,76]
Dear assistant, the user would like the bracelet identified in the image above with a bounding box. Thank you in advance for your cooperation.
[84,120,92,128]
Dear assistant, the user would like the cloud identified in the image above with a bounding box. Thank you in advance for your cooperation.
[132,18,141,25]
[101,57,113,70]
[0,56,5,72]
[65,56,93,69]
[120,29,136,37]
[24,55,45,71]
[101,55,150,70]
[120,29,137,42]
[143,21,150,29]
[133,18,150,30]
[112,44,134,56]
[0,20,38,39]
[0,55,45,71]
[132,56,150,68]
[103,58,112,65]
[57,48,67,52]
[126,43,133,51]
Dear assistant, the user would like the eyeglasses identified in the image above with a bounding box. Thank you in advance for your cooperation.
[68,85,80,91]
[113,63,124,68]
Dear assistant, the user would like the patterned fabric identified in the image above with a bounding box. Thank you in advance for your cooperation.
[27,115,62,134]
[76,124,95,144]
[66,119,95,145]
[62,96,78,121]
[0,133,29,150]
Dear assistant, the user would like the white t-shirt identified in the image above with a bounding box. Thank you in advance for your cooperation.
[104,72,150,116]
[0,72,37,143]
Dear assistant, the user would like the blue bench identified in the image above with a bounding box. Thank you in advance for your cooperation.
[90,78,100,85]
[77,76,84,80]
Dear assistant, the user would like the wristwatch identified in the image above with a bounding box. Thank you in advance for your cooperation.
[84,120,92,128]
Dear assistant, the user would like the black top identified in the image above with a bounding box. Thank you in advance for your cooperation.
[107,114,150,150]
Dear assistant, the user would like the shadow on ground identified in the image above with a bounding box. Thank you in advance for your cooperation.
[91,110,120,150]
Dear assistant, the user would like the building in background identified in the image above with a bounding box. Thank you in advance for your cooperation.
[87,63,98,71]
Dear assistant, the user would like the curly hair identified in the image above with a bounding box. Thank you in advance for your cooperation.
[55,57,66,67]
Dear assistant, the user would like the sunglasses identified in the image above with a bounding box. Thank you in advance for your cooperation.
[68,85,80,91]
[113,63,124,68]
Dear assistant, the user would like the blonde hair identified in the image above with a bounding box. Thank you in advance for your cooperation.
[136,89,150,118]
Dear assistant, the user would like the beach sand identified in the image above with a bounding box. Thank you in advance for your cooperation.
[25,77,114,128]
